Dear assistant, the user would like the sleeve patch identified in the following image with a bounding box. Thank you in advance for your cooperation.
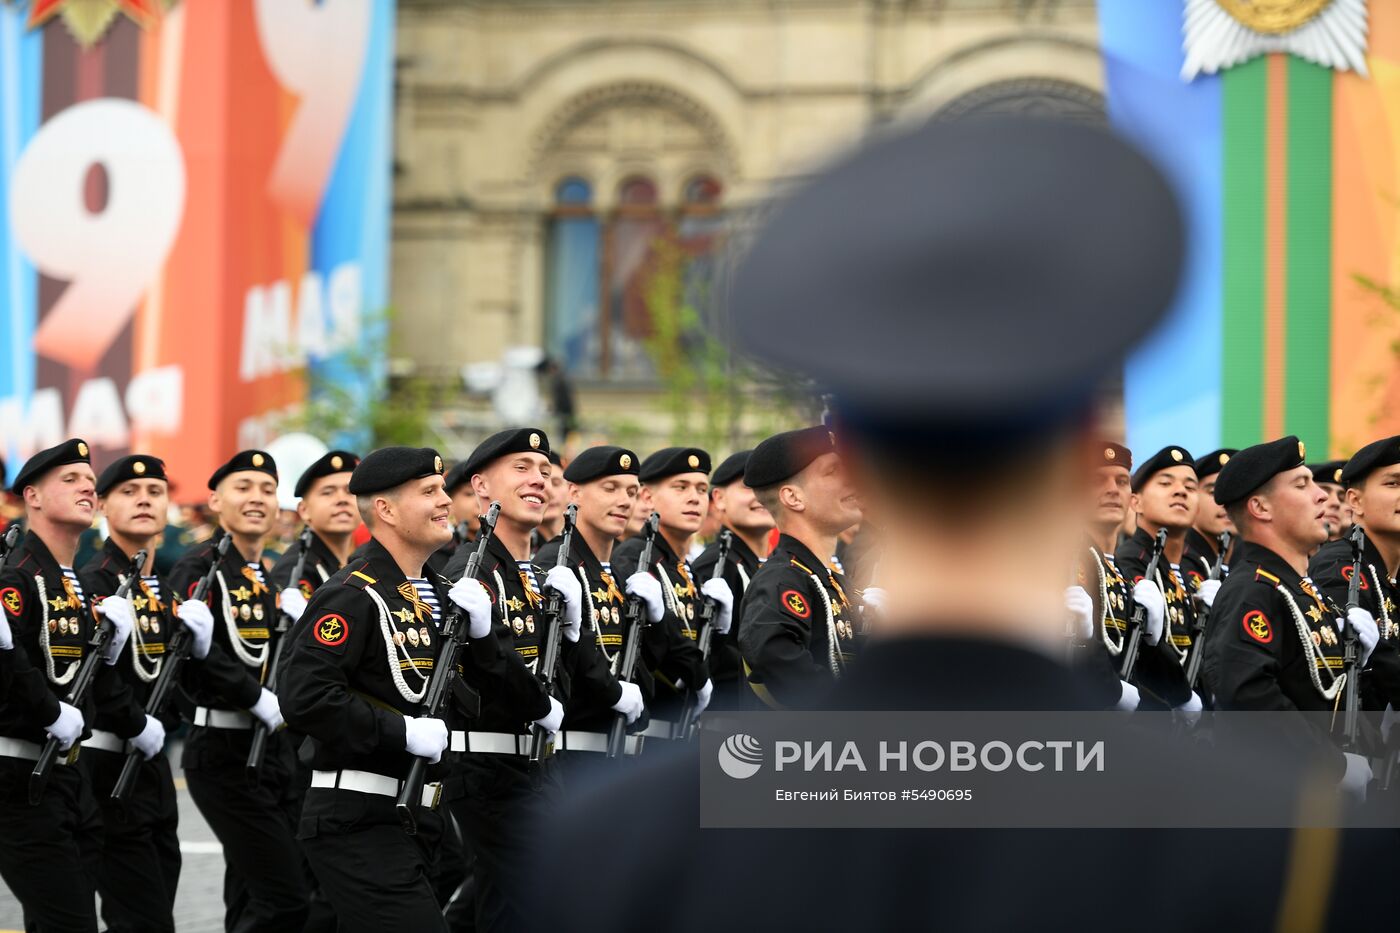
[1340,565,1370,590]
[0,587,21,617]
[298,579,314,599]
[780,589,811,619]
[313,613,350,647]
[1242,610,1273,644]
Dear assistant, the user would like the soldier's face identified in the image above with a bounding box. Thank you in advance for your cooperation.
[1088,466,1129,526]
[1350,469,1400,536]
[475,453,551,529]
[1132,466,1198,531]
[802,452,863,534]
[387,475,453,549]
[26,464,98,530]
[1316,482,1344,538]
[1265,467,1328,550]
[574,476,638,540]
[298,473,358,536]
[645,473,710,535]
[210,471,277,538]
[714,482,774,535]
[102,479,169,540]
[1194,475,1234,537]
[625,499,654,538]
[544,470,568,525]
[449,485,480,532]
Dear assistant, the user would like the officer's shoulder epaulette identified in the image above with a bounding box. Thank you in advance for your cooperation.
[342,559,376,590]
[1253,567,1280,585]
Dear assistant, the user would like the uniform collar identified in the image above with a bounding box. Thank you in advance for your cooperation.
[308,531,344,575]
[1234,540,1304,586]
[14,528,65,579]
[774,533,834,578]
[99,534,146,577]
[1184,527,1217,562]
[722,528,761,570]
[566,532,607,578]
[648,529,683,567]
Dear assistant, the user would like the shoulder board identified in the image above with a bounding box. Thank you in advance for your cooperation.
[343,560,376,590]
[790,558,815,575]
[1254,568,1280,585]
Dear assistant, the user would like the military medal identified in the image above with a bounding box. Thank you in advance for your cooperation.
[526,615,536,634]
[240,603,252,621]
[513,617,525,635]
[253,604,265,621]
[48,619,58,633]
[406,627,420,647]
[419,627,431,647]
[151,618,160,634]
[140,615,150,632]
[1312,630,1322,646]
[58,618,69,635]
[394,631,406,646]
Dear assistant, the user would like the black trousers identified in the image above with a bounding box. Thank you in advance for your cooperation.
[300,788,447,932]
[0,756,101,933]
[182,726,309,932]
[79,746,181,933]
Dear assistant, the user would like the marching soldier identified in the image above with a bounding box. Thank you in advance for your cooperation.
[691,449,772,710]
[280,447,496,931]
[613,447,719,737]
[1310,459,1351,542]
[1070,442,1139,710]
[1186,448,1237,583]
[0,439,137,932]
[530,449,568,556]
[271,450,361,601]
[1311,440,1400,641]
[1203,436,1400,798]
[1115,446,1205,713]
[79,455,209,933]
[170,450,310,931]
[444,459,481,545]
[737,427,863,708]
[438,427,572,932]
[534,445,649,757]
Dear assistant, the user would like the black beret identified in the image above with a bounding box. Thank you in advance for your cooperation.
[294,450,360,498]
[460,428,550,481]
[1340,436,1400,487]
[208,450,276,490]
[1130,446,1195,493]
[745,428,836,489]
[563,446,639,485]
[711,450,753,488]
[639,447,711,484]
[1213,436,1307,506]
[12,438,92,494]
[548,450,562,468]
[1097,443,1132,472]
[1309,460,1347,487]
[349,447,445,496]
[1193,449,1238,480]
[97,455,167,496]
[730,116,1182,456]
[444,460,473,496]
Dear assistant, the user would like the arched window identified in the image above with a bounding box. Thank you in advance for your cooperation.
[545,177,602,377]
[683,175,722,208]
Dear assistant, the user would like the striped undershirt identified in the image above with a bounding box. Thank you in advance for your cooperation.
[61,566,84,605]
[406,577,441,624]
[142,575,162,601]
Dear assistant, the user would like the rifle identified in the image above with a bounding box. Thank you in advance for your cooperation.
[607,513,660,758]
[1119,528,1168,681]
[112,533,232,804]
[30,548,147,804]
[677,529,732,740]
[245,526,314,786]
[1342,524,1365,750]
[528,504,577,762]
[0,525,19,563]
[1183,530,1232,689]
[397,502,499,835]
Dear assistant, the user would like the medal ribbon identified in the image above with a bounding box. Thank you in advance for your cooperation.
[518,571,544,610]
[675,562,697,599]
[242,565,268,597]
[598,571,624,604]
[396,581,434,625]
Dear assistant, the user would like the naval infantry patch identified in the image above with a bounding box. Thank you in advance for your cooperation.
[0,587,20,616]
[314,613,349,647]
[1243,610,1273,645]
[781,590,810,620]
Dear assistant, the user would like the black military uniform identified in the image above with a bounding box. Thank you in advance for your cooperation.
[1071,443,1134,709]
[612,447,712,737]
[77,455,182,933]
[0,439,128,932]
[437,428,563,933]
[690,449,762,711]
[737,428,861,709]
[535,445,650,753]
[1184,448,1237,585]
[170,450,310,932]
[271,450,361,599]
[1114,447,1198,709]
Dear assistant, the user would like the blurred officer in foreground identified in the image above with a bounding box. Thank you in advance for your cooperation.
[531,116,1400,930]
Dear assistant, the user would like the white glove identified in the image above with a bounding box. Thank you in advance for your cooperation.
[700,578,734,635]
[861,586,887,615]
[694,678,713,716]
[177,599,214,660]
[533,695,565,735]
[543,566,582,643]
[448,577,493,640]
[1340,751,1372,802]
[1195,579,1222,609]
[1175,690,1204,727]
[45,701,84,751]
[402,715,449,764]
[96,595,135,665]
[0,610,11,650]
[278,587,307,623]
[611,681,645,725]
[1064,586,1094,641]
[1131,580,1166,646]
[129,714,166,760]
[1345,607,1380,667]
[625,572,665,624]
[1116,680,1141,711]
[248,688,283,732]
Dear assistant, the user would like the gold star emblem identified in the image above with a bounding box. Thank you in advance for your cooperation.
[230,586,252,602]
[506,596,526,613]
[133,595,148,611]
[592,587,609,604]
[394,608,415,624]
[1306,604,1323,624]
[1387,597,1397,618]
[49,595,68,612]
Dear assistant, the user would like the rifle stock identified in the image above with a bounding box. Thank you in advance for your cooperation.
[529,504,577,762]
[1119,529,1168,682]
[607,513,660,758]
[677,530,732,740]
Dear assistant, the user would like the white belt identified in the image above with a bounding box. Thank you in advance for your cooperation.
[0,736,71,764]
[448,731,525,755]
[193,707,253,729]
[640,719,678,740]
[310,769,440,808]
[556,731,642,755]
[81,730,127,753]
